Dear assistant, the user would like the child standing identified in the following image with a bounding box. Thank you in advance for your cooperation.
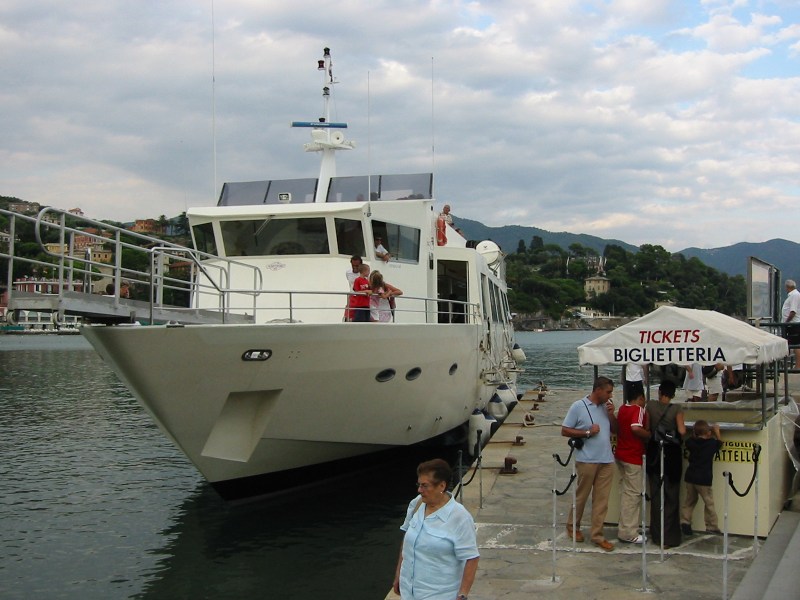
[680,420,723,535]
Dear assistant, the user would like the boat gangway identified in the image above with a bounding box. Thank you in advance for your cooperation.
[1,207,257,326]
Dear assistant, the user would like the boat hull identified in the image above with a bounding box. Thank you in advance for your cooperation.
[82,322,509,490]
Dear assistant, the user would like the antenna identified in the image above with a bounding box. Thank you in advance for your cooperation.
[431,56,435,199]
[367,70,372,217]
[211,0,217,202]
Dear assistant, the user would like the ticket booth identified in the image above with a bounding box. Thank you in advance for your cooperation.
[578,306,797,537]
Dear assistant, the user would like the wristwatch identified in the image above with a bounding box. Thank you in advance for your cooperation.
[457,595,468,600]
[585,430,591,438]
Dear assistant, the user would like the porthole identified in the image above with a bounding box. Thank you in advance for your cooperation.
[406,367,422,381]
[376,369,396,382]
[449,363,458,376]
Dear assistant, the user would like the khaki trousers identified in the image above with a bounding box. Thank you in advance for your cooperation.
[567,461,614,543]
[616,460,644,540]
[681,482,719,530]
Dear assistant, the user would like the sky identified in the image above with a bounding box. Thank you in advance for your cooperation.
[1,1,798,252]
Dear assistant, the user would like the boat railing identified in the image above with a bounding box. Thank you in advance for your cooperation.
[208,290,480,324]
[2,206,483,325]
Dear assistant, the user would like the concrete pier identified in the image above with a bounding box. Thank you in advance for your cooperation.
[387,385,800,600]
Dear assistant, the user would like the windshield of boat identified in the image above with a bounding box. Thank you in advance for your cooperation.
[220,217,329,256]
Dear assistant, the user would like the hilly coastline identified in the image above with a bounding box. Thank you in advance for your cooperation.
[455,216,799,283]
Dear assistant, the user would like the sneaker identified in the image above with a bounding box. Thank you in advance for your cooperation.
[706,528,722,534]
[681,523,693,536]
[618,535,644,544]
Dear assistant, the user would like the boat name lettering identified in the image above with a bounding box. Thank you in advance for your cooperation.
[613,347,726,363]
[638,329,700,344]
[242,349,273,361]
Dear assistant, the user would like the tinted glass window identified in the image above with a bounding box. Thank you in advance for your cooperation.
[192,222,217,256]
[220,218,329,256]
[335,218,366,256]
[371,221,420,263]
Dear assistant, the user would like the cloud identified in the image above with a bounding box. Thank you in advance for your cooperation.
[1,0,798,252]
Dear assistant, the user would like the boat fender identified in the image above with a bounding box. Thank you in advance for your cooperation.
[495,384,518,411]
[487,394,509,421]
[482,411,501,436]
[511,343,526,363]
[436,216,447,246]
[468,410,489,454]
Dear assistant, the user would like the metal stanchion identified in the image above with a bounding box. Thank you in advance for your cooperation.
[457,450,463,504]
[722,471,730,600]
[476,431,484,509]
[571,454,577,553]
[753,455,760,558]
[551,455,558,583]
[637,454,653,593]
[659,440,665,561]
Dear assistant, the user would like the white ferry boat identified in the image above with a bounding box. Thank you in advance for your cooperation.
[80,48,524,498]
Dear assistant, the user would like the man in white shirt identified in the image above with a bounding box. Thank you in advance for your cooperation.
[374,236,391,262]
[782,279,800,366]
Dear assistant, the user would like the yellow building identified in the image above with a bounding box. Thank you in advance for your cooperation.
[584,275,610,299]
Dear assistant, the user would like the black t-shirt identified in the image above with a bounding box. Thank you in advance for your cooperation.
[684,437,722,486]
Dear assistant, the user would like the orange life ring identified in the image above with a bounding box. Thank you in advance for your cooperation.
[436,216,447,246]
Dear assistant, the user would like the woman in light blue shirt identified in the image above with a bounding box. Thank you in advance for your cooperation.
[393,459,479,600]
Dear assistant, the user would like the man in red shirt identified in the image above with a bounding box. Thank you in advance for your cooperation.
[351,263,372,322]
[614,390,651,543]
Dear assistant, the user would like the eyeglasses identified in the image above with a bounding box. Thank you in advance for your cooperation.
[416,481,440,490]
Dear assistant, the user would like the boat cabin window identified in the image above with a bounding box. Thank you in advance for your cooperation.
[335,218,366,257]
[371,221,420,264]
[192,222,218,256]
[220,217,330,256]
[327,174,432,202]
[217,178,317,206]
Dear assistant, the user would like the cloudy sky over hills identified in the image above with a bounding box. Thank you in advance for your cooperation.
[1,1,798,251]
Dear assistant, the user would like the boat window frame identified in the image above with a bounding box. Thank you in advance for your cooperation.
[370,220,420,264]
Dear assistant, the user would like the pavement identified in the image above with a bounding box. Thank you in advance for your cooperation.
[385,383,800,600]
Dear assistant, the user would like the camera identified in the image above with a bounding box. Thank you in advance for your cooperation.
[568,437,584,449]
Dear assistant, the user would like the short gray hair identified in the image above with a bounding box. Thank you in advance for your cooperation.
[787,279,797,289]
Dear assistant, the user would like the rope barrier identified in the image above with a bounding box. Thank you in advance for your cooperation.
[553,472,577,496]
[724,443,761,498]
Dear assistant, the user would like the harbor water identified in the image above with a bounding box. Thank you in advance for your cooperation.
[0,330,605,599]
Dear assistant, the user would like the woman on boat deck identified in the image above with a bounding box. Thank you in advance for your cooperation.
[393,459,478,600]
[369,270,402,322]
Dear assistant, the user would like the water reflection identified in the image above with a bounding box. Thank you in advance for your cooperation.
[136,465,414,600]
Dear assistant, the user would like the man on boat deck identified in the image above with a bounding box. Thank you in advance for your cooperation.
[374,237,391,262]
[561,376,618,551]
[439,204,454,226]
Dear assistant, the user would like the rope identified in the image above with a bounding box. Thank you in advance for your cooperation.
[452,455,482,496]
[554,473,577,496]
[724,443,761,498]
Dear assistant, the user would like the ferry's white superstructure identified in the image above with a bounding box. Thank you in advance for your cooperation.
[80,48,523,497]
